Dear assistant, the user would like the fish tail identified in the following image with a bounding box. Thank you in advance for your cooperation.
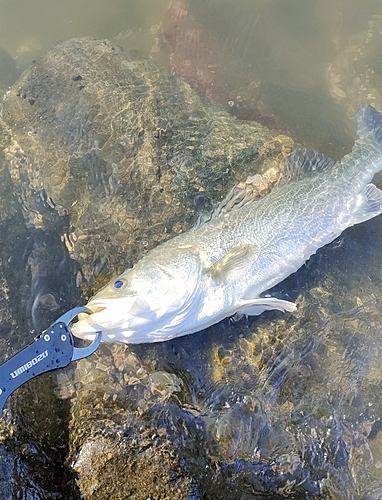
[347,105,382,183]
[342,105,382,226]
[356,104,382,148]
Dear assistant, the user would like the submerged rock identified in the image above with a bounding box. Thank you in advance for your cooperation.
[2,37,290,286]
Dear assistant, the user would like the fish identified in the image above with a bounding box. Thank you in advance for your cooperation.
[71,104,382,344]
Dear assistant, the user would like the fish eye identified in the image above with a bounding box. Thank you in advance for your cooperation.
[113,279,126,289]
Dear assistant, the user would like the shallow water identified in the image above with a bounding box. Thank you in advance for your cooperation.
[1,1,382,499]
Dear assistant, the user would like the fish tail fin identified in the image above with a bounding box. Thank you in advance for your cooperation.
[349,105,382,181]
[356,104,382,147]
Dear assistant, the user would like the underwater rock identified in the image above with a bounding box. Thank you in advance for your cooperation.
[2,37,291,287]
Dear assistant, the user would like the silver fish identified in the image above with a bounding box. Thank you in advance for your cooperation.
[72,105,382,344]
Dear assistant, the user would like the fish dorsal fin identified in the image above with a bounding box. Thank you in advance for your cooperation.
[194,170,278,228]
[194,186,261,227]
[280,147,335,184]
[208,244,257,284]
[194,147,334,228]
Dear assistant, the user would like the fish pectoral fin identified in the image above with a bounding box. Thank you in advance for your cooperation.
[208,244,257,284]
[236,297,297,316]
[350,183,382,225]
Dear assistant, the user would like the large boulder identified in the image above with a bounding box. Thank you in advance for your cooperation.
[2,37,289,286]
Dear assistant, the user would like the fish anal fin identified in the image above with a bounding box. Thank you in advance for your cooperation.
[209,244,257,284]
[350,183,382,225]
[279,148,335,185]
[236,297,297,316]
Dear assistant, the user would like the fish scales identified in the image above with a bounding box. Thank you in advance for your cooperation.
[72,105,382,343]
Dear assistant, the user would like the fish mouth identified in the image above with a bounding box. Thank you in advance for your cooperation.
[71,301,110,339]
[78,302,107,318]
[71,294,169,342]
[71,297,139,340]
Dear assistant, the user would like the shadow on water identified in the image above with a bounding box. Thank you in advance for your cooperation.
[0,188,82,497]
[0,191,82,343]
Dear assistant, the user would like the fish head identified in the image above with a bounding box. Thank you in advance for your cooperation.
[71,245,205,343]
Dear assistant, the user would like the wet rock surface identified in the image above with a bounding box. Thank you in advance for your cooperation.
[0,36,382,499]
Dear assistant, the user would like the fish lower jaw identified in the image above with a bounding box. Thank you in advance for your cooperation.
[70,321,101,340]
[83,300,109,314]
[71,321,137,342]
